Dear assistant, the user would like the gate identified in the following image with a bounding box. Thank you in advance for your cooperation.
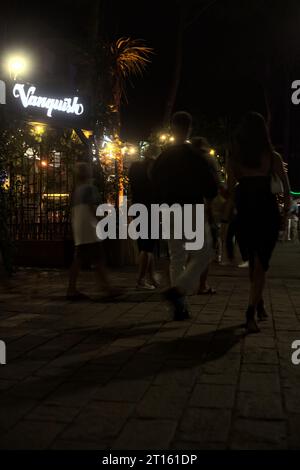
[7,148,74,241]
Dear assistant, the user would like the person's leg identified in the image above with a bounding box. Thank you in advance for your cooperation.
[246,258,255,326]
[166,226,212,319]
[164,210,211,320]
[136,239,156,288]
[197,266,216,294]
[197,224,217,294]
[94,260,113,293]
[246,255,265,332]
[250,256,266,306]
[226,218,236,261]
[248,257,254,303]
[67,257,81,295]
[252,254,268,320]
[176,222,213,295]
[216,230,222,263]
[163,237,188,320]
[137,251,149,284]
[91,243,121,296]
[147,253,160,287]
[168,237,186,286]
[148,253,154,278]
[199,267,209,291]
[219,222,228,264]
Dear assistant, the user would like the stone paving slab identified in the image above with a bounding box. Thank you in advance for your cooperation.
[0,243,300,449]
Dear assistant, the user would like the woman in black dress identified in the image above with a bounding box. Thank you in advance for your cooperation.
[232,112,291,333]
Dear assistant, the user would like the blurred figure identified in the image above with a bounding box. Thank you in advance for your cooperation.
[129,145,160,289]
[191,136,220,294]
[232,112,291,333]
[225,212,238,264]
[210,184,227,263]
[152,112,218,320]
[67,162,119,300]
[288,202,299,243]
[219,161,239,266]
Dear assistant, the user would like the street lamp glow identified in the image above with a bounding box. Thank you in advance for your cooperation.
[159,134,167,142]
[209,149,216,156]
[129,147,136,155]
[5,54,30,80]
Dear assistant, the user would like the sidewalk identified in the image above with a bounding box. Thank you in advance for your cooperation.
[0,243,300,450]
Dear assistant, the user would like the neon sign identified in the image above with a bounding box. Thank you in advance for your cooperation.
[12,83,84,118]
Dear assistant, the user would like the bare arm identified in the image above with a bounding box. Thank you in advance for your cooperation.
[273,152,291,213]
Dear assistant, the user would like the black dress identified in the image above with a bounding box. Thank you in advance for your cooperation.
[235,175,281,271]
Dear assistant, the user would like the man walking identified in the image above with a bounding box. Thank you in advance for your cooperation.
[152,112,218,319]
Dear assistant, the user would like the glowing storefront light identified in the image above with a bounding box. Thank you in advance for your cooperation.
[43,193,69,198]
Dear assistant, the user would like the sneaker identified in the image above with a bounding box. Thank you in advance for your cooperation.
[136,280,155,290]
[149,273,161,288]
[238,261,249,268]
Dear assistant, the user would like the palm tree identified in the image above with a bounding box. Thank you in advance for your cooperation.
[94,37,153,205]
[74,33,152,202]
[106,37,153,133]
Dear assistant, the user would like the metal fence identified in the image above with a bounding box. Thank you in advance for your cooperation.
[7,149,74,241]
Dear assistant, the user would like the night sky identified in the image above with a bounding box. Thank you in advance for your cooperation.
[1,0,300,189]
[113,0,300,141]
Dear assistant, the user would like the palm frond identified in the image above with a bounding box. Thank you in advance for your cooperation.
[111,37,153,79]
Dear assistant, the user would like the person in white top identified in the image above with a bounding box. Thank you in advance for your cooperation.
[67,162,120,300]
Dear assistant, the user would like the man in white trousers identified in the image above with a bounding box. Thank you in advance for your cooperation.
[152,112,218,320]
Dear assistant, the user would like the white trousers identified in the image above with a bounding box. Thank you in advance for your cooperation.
[168,221,213,294]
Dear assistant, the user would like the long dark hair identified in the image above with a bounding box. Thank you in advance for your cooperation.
[234,112,273,169]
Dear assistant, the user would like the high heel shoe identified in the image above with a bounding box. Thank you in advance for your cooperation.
[257,299,268,321]
[245,305,260,334]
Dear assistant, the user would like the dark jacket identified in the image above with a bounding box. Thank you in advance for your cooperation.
[151,143,218,205]
[128,158,155,207]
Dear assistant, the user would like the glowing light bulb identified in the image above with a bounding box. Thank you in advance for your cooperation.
[5,54,30,79]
